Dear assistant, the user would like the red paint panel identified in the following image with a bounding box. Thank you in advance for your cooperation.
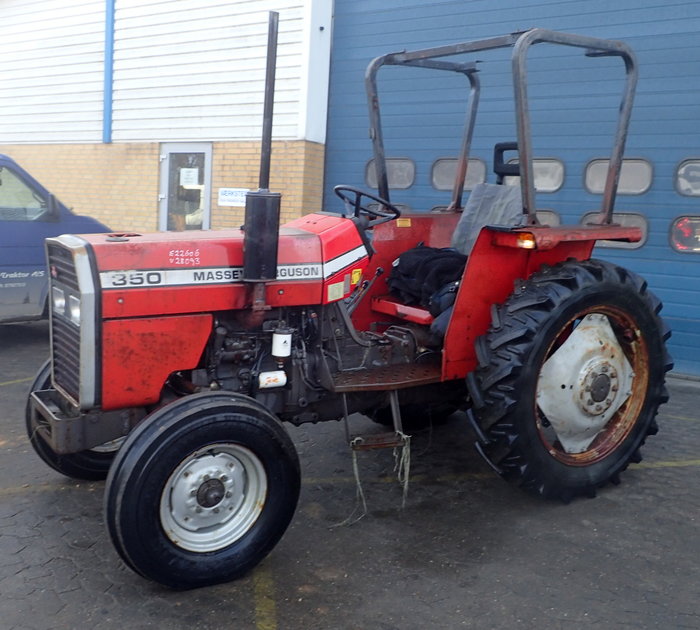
[287,213,370,303]
[278,227,324,264]
[265,280,323,307]
[102,285,248,318]
[86,228,323,271]
[442,232,528,379]
[319,220,365,260]
[87,230,246,270]
[350,213,461,330]
[442,228,595,379]
[284,213,349,236]
[90,223,327,318]
[102,280,323,318]
[101,314,212,410]
[92,215,371,317]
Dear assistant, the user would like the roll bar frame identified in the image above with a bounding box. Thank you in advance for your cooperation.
[364,29,638,225]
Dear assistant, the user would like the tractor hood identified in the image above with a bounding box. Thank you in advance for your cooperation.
[72,213,369,319]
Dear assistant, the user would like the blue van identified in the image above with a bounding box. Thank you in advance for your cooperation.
[0,155,110,323]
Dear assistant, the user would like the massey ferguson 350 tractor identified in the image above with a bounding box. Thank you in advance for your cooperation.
[27,24,672,589]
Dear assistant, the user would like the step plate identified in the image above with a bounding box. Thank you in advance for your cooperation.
[371,295,434,325]
[333,362,442,392]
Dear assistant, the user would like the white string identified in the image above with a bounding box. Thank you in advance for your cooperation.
[393,432,411,508]
[329,438,368,528]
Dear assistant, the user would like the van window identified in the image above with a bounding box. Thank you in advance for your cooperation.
[0,167,47,221]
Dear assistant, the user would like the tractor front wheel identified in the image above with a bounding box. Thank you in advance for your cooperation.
[25,360,119,480]
[104,392,300,589]
[467,259,672,502]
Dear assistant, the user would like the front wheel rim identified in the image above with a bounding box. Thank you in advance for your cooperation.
[159,443,268,553]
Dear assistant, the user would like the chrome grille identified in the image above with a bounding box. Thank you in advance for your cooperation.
[47,243,81,402]
[51,316,81,400]
[47,243,80,292]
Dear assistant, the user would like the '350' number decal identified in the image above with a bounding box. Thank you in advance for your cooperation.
[110,271,163,287]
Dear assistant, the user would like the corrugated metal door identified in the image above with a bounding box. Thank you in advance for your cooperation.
[325,0,700,375]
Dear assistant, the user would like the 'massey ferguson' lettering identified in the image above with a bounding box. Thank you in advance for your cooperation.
[193,269,242,282]
[100,267,244,289]
[100,264,322,289]
[277,265,322,279]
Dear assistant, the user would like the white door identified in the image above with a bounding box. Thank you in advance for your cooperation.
[158,143,212,231]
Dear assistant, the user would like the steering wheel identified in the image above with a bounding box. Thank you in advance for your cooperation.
[333,185,401,227]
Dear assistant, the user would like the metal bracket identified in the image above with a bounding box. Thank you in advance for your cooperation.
[30,389,145,454]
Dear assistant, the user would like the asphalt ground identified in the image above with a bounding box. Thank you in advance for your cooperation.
[1,321,699,630]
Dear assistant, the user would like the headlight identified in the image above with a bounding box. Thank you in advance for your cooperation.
[51,286,65,312]
[68,295,81,326]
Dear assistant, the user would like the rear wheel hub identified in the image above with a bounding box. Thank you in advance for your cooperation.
[579,361,618,414]
[537,313,635,454]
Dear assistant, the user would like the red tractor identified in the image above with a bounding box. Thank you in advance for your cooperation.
[27,26,671,589]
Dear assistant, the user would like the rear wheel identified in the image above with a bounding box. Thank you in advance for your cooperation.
[104,392,300,589]
[25,360,119,480]
[467,259,672,501]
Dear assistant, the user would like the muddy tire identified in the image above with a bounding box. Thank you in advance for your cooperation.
[104,392,300,589]
[26,359,118,480]
[467,259,672,502]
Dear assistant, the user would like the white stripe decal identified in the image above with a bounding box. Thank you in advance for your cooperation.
[99,245,367,290]
[276,263,323,280]
[100,267,243,289]
[322,245,368,279]
[100,263,325,289]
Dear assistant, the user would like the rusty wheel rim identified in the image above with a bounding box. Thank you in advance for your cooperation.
[535,306,649,466]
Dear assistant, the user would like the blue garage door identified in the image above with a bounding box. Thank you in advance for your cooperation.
[324,0,700,376]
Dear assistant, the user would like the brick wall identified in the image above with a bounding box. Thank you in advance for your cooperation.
[0,143,160,232]
[0,140,325,232]
[210,139,326,229]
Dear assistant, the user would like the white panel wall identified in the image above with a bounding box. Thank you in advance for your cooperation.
[0,0,330,145]
[298,0,332,144]
[112,0,307,142]
[0,0,105,143]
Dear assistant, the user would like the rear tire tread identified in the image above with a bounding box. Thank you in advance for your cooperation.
[467,259,672,502]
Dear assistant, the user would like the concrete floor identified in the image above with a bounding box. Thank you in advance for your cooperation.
[1,320,698,630]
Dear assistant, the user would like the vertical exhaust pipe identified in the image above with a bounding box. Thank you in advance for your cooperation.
[243,11,282,283]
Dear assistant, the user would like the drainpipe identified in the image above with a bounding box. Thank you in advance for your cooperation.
[102,0,115,143]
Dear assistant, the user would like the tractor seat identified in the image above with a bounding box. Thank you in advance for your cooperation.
[371,184,523,335]
[451,182,523,255]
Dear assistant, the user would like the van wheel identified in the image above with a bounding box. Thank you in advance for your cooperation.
[25,360,119,480]
[104,392,300,589]
[467,259,672,502]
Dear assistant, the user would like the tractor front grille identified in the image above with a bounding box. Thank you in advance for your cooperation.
[47,242,80,292]
[47,243,82,401]
[51,315,81,401]
[46,238,98,408]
